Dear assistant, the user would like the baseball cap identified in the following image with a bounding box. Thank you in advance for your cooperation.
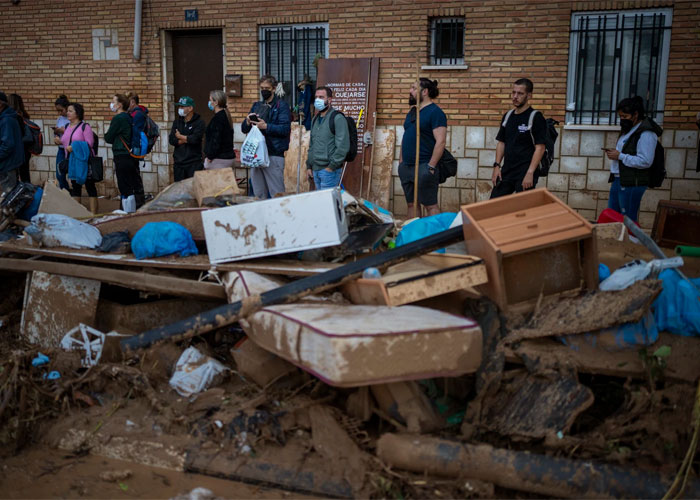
[176,96,194,107]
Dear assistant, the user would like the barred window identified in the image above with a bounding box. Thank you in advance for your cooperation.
[566,9,672,125]
[430,17,465,66]
[258,23,329,108]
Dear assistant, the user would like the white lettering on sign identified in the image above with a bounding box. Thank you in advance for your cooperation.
[327,82,368,155]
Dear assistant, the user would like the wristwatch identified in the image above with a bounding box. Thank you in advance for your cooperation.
[493,161,501,168]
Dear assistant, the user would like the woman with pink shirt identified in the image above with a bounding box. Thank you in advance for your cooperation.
[61,102,97,211]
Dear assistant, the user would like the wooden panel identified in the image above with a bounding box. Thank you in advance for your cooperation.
[366,127,395,210]
[651,200,700,248]
[0,241,340,276]
[21,271,100,347]
[93,208,207,240]
[461,188,551,221]
[284,122,311,194]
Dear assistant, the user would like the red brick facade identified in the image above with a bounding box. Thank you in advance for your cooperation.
[3,0,698,129]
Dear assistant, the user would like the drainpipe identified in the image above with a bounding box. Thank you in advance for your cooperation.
[133,0,142,61]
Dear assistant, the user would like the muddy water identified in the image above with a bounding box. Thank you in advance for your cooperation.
[0,446,312,499]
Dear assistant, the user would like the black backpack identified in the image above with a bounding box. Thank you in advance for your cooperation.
[23,119,43,156]
[327,109,358,162]
[648,141,666,189]
[502,109,558,177]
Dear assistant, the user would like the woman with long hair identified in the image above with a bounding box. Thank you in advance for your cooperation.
[104,93,140,212]
[7,93,31,183]
[203,90,235,170]
[61,102,98,212]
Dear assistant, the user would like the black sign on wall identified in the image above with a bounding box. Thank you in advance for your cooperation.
[185,9,198,22]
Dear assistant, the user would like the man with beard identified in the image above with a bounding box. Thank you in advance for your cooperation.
[398,78,446,217]
[491,78,547,198]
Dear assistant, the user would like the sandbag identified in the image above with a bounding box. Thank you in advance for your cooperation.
[130,221,198,259]
[26,213,102,249]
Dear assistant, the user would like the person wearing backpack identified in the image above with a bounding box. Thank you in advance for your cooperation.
[105,93,139,213]
[242,75,291,198]
[53,95,71,191]
[398,78,446,217]
[60,102,98,212]
[306,86,350,190]
[126,92,148,209]
[7,94,32,183]
[491,78,547,199]
[604,96,662,223]
[0,91,24,195]
[168,96,205,181]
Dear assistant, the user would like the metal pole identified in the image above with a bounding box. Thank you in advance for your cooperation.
[133,0,142,61]
[413,76,421,217]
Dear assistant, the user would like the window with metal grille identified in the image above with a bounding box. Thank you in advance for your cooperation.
[258,23,329,108]
[566,9,672,125]
[429,17,465,65]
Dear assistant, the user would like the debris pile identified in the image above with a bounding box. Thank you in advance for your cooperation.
[1,183,700,498]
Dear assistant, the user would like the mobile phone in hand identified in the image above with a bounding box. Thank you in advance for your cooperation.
[249,114,259,123]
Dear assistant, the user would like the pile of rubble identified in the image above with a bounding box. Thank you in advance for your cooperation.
[1,175,700,498]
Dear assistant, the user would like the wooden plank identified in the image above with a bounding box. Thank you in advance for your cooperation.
[505,332,700,383]
[21,271,100,347]
[38,181,92,218]
[0,258,226,300]
[92,208,208,240]
[366,127,395,210]
[284,123,311,194]
[0,241,340,276]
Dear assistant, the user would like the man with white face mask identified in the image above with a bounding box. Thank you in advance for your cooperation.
[168,96,205,181]
[306,86,350,189]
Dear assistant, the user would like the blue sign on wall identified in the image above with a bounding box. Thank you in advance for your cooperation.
[185,9,198,22]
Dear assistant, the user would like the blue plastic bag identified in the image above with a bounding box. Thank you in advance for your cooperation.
[131,222,198,259]
[598,263,611,282]
[653,269,700,336]
[395,212,457,252]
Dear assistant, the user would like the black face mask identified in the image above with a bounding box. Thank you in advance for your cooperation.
[620,119,634,134]
[260,90,272,101]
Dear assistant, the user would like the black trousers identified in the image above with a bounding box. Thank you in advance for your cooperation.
[114,155,141,198]
[490,175,539,199]
[70,179,97,197]
[18,150,30,183]
[174,161,203,182]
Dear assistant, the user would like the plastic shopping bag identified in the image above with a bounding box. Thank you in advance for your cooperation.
[240,125,270,168]
[25,213,103,249]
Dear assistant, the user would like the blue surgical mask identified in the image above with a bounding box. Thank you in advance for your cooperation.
[314,97,327,111]
[208,101,215,111]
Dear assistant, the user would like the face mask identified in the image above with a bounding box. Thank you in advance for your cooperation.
[260,90,272,101]
[178,108,186,117]
[314,97,327,111]
[109,102,118,112]
[620,119,634,134]
[208,101,215,111]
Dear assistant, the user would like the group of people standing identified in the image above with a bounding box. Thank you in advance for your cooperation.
[2,76,664,222]
[400,77,663,222]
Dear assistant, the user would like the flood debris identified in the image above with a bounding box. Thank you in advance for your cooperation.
[2,185,700,498]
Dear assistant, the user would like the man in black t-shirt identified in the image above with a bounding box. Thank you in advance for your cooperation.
[491,78,547,198]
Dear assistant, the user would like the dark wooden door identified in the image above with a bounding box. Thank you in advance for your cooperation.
[172,29,223,124]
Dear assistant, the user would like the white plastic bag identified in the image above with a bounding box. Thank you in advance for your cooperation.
[599,257,684,291]
[26,213,103,249]
[169,347,228,397]
[240,125,270,168]
[122,194,136,213]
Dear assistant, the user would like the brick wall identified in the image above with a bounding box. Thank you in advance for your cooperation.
[2,0,699,226]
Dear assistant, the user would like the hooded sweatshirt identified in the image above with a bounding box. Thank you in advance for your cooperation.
[0,105,25,173]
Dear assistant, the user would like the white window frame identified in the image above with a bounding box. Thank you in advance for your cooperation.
[566,8,672,126]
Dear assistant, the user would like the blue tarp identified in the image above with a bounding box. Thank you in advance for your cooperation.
[653,269,700,336]
[131,222,198,260]
[395,212,457,252]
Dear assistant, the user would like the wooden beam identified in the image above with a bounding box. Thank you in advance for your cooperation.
[0,258,226,301]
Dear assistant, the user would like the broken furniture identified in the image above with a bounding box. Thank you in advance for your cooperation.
[231,337,296,387]
[461,188,598,311]
[343,253,487,306]
[192,167,240,206]
[241,303,482,387]
[202,188,349,264]
[652,199,700,249]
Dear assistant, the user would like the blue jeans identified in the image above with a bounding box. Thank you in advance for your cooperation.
[313,168,342,190]
[608,176,647,223]
[55,148,69,190]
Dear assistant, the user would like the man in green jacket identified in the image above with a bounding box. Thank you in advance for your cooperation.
[306,86,350,189]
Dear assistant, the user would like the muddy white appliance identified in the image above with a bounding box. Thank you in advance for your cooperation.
[202,188,348,264]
